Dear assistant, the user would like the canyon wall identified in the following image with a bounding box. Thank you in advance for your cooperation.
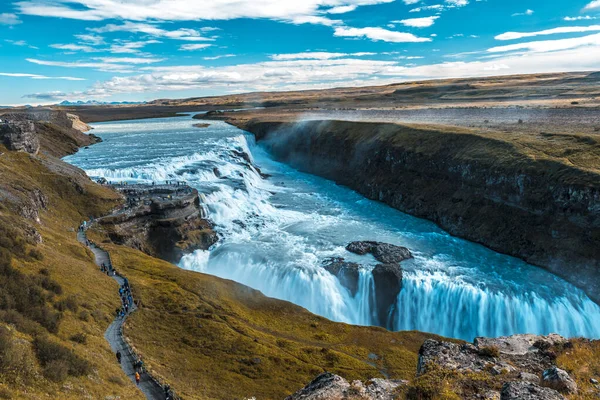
[233,119,600,303]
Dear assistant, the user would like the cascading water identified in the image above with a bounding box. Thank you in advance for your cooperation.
[64,114,600,341]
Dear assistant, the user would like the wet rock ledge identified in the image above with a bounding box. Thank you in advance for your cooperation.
[95,183,217,263]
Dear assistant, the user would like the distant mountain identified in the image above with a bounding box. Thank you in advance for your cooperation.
[57,100,146,106]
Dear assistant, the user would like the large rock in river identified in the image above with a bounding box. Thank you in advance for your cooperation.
[346,241,412,264]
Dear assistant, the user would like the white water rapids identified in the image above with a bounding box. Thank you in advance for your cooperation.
[64,114,600,341]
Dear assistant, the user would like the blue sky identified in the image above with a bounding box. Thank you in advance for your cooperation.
[0,0,599,105]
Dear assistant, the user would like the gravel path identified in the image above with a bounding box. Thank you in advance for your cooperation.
[77,227,168,400]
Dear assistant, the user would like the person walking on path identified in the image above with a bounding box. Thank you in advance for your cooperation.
[116,351,122,364]
[135,371,140,386]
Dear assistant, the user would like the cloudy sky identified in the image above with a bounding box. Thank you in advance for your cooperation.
[0,0,599,105]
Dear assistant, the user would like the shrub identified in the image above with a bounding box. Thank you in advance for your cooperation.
[0,387,12,399]
[39,276,63,295]
[69,333,87,345]
[38,268,49,276]
[478,346,500,358]
[34,336,92,380]
[0,326,37,384]
[28,248,44,261]
[43,360,70,382]
[108,375,125,386]
[54,295,78,313]
[78,310,90,321]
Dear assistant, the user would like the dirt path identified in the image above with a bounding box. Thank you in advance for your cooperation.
[77,227,168,400]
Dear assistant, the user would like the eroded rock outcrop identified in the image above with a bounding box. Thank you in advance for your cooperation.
[417,334,578,400]
[285,373,407,400]
[501,381,565,400]
[0,119,39,154]
[96,184,217,263]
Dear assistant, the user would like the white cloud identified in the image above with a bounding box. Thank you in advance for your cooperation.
[53,43,600,100]
[410,4,444,12]
[89,22,215,41]
[326,5,357,13]
[488,32,600,53]
[92,57,165,64]
[108,40,161,54]
[402,0,421,4]
[0,13,21,25]
[270,51,375,60]
[334,26,432,42]
[564,16,597,21]
[74,34,105,45]
[0,72,84,80]
[445,0,468,6]
[50,43,98,52]
[512,9,534,17]
[15,0,395,26]
[180,44,212,51]
[26,56,164,72]
[496,25,600,40]
[203,54,236,60]
[394,16,439,27]
[584,0,600,11]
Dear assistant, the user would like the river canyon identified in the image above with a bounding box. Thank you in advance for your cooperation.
[64,113,600,342]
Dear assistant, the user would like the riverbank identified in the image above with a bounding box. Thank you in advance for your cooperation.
[213,113,600,305]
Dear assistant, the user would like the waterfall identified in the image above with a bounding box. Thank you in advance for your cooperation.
[64,115,600,342]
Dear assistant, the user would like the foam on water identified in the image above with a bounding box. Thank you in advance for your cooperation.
[64,114,600,341]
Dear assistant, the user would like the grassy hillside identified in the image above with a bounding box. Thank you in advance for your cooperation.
[0,144,143,399]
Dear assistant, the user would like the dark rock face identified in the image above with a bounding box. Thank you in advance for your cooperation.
[285,372,408,400]
[97,184,218,263]
[501,381,565,400]
[322,257,360,296]
[346,241,413,264]
[372,264,402,328]
[0,120,39,154]
[239,119,600,304]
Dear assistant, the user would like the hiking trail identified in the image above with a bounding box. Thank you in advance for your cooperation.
[77,225,168,400]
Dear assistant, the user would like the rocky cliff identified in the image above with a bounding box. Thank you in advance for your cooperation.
[0,109,100,157]
[95,184,217,263]
[229,118,600,304]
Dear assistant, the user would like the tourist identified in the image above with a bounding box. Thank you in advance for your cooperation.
[116,351,122,364]
[135,371,140,385]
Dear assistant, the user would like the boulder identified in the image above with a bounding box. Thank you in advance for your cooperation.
[500,381,565,400]
[372,263,402,328]
[322,257,361,296]
[285,373,407,400]
[346,241,377,255]
[346,241,412,264]
[518,372,540,383]
[542,367,577,394]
